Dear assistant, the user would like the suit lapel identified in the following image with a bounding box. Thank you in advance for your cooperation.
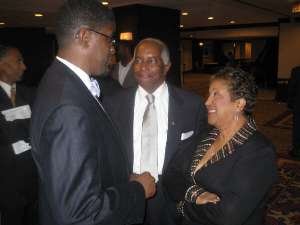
[0,87,12,110]
[120,89,136,171]
[163,85,183,171]
[57,60,129,164]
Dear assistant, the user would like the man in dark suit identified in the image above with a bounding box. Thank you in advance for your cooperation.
[105,38,207,225]
[30,1,156,225]
[111,41,137,88]
[0,44,38,225]
[288,66,300,159]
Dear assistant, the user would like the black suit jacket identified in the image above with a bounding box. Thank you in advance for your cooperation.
[104,85,207,225]
[0,83,37,211]
[30,60,145,225]
[163,131,278,225]
[288,66,300,112]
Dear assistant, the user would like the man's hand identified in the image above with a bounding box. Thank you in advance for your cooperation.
[196,191,220,205]
[130,172,156,199]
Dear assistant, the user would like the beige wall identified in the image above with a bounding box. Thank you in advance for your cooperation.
[278,23,300,79]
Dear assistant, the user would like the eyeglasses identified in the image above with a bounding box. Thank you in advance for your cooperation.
[86,28,116,46]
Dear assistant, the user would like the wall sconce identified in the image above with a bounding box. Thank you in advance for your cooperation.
[120,32,133,41]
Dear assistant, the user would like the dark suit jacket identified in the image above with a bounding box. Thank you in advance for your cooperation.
[30,60,145,225]
[163,131,278,225]
[93,75,122,98]
[288,66,300,112]
[110,62,137,88]
[104,85,207,225]
[0,83,38,212]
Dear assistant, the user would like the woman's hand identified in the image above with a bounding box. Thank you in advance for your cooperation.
[196,191,220,205]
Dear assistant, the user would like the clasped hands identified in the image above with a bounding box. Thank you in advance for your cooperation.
[196,191,220,205]
[130,172,156,199]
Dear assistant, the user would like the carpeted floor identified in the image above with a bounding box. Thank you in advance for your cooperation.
[266,159,300,225]
[182,73,299,225]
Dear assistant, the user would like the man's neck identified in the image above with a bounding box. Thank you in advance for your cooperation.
[120,57,132,67]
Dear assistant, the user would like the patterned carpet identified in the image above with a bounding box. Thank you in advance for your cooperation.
[183,73,299,225]
[266,159,300,225]
[265,110,293,130]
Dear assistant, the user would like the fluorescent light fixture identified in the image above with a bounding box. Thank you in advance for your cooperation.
[0,22,5,25]
[208,16,214,20]
[182,12,189,16]
[102,1,109,5]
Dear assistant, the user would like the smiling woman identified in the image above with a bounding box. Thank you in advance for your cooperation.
[163,67,278,225]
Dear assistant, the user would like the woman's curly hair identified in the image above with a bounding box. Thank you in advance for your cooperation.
[211,67,258,116]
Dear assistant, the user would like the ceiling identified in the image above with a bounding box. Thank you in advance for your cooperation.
[0,0,297,30]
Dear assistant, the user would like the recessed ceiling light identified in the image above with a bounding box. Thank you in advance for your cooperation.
[180,24,184,28]
[208,16,214,20]
[182,12,189,16]
[0,22,5,25]
[34,13,43,17]
[230,20,236,24]
[102,1,109,5]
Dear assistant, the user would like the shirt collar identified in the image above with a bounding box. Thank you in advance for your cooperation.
[119,59,133,69]
[0,80,12,97]
[137,82,167,99]
[56,56,100,97]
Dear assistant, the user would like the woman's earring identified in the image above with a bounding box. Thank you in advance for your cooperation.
[234,111,239,121]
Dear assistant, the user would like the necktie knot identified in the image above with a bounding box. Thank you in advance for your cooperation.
[146,94,155,104]
[90,78,100,98]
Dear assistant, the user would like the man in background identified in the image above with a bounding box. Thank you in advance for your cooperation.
[111,41,137,87]
[0,44,38,225]
[30,1,155,225]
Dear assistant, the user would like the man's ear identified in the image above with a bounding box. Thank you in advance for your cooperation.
[75,28,91,48]
[163,63,171,76]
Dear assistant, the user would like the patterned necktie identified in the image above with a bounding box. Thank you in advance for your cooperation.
[90,78,101,98]
[140,94,158,180]
[10,84,16,107]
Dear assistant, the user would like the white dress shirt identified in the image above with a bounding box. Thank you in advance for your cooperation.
[133,82,169,177]
[0,80,13,98]
[56,56,100,97]
[118,60,133,85]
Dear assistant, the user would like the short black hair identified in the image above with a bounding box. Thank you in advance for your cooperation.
[211,67,258,116]
[55,0,115,47]
[0,44,15,59]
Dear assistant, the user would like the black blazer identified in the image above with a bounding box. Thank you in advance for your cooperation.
[163,131,278,225]
[288,66,300,112]
[30,60,145,225]
[0,83,37,211]
[104,85,207,225]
